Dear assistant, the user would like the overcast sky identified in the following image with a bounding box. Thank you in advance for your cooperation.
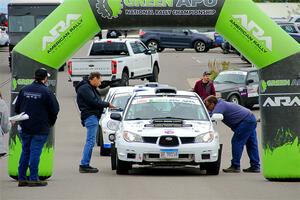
[0,0,12,14]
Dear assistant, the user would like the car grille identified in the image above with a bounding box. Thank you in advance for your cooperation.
[142,137,158,144]
[159,136,179,147]
[144,153,194,162]
[180,137,195,144]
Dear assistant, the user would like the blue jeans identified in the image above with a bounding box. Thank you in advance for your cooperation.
[231,114,260,169]
[80,115,99,166]
[18,133,48,181]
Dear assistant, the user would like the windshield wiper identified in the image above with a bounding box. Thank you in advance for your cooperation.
[222,80,237,84]
[127,117,149,120]
[152,117,186,120]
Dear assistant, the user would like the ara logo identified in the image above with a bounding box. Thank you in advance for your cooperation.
[263,96,300,107]
[42,14,82,50]
[232,15,272,51]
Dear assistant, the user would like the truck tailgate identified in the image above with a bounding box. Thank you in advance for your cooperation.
[71,58,112,76]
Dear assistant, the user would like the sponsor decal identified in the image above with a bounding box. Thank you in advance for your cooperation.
[263,96,300,107]
[230,14,272,53]
[42,14,83,53]
[261,79,300,93]
[12,78,57,90]
[164,130,175,134]
[96,0,218,18]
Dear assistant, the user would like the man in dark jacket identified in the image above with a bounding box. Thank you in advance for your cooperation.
[15,68,59,187]
[193,71,216,100]
[76,72,114,173]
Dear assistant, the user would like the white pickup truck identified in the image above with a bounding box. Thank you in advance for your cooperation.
[68,38,160,88]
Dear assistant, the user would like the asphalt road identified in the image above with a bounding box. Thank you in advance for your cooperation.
[0,45,299,200]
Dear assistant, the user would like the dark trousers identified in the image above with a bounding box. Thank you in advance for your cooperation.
[231,114,260,169]
[18,132,48,181]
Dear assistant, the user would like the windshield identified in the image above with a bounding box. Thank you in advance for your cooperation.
[214,72,246,84]
[111,93,131,110]
[90,42,129,56]
[124,96,209,121]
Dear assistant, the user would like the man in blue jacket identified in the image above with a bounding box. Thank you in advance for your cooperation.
[204,95,260,173]
[76,72,114,173]
[15,68,60,187]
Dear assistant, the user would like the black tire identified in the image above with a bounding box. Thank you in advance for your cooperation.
[148,65,159,82]
[111,143,117,170]
[157,47,164,52]
[119,71,129,86]
[146,40,159,51]
[194,40,209,52]
[96,126,101,146]
[116,150,132,175]
[98,127,110,156]
[201,144,222,175]
[175,48,184,51]
[228,95,241,105]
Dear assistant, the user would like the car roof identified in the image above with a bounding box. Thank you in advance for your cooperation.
[93,38,142,43]
[134,88,197,97]
[220,68,257,73]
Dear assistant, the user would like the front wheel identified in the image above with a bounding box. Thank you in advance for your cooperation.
[201,144,222,175]
[148,65,159,82]
[146,40,159,51]
[228,95,241,105]
[194,41,208,52]
[116,150,132,175]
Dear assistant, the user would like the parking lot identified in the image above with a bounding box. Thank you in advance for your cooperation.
[0,44,299,200]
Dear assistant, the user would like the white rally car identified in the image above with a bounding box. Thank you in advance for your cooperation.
[110,86,223,175]
[97,83,169,156]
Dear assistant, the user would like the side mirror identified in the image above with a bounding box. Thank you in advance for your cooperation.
[247,79,254,84]
[144,49,152,55]
[211,113,224,122]
[110,113,122,121]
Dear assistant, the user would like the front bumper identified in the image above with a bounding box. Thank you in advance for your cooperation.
[116,140,220,165]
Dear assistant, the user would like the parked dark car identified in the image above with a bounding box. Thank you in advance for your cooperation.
[139,29,214,52]
[214,68,259,108]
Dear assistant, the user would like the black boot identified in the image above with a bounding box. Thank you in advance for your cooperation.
[79,165,99,173]
[223,165,240,173]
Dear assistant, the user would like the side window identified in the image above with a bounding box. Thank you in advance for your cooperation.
[296,18,300,23]
[247,71,259,83]
[130,42,146,54]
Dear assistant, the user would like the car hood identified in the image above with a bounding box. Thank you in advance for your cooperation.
[121,120,214,137]
[214,83,244,92]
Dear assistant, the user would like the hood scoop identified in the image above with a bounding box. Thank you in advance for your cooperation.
[145,118,192,128]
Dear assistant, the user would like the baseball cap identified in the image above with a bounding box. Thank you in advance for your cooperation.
[35,68,50,79]
[203,71,211,76]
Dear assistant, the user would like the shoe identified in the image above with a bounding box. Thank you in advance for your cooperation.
[27,181,48,187]
[79,165,99,173]
[223,166,240,173]
[18,180,28,187]
[243,167,260,173]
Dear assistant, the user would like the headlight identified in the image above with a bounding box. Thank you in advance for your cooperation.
[123,131,143,142]
[107,120,119,131]
[195,132,215,143]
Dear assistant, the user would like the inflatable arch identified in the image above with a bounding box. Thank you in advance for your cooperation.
[9,0,300,180]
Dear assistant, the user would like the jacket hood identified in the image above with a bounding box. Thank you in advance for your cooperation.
[75,79,89,93]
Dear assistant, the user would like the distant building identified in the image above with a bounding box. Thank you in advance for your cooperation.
[257,3,300,19]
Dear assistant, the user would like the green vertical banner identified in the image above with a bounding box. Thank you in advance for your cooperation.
[13,0,100,69]
[9,0,100,179]
[216,0,300,180]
